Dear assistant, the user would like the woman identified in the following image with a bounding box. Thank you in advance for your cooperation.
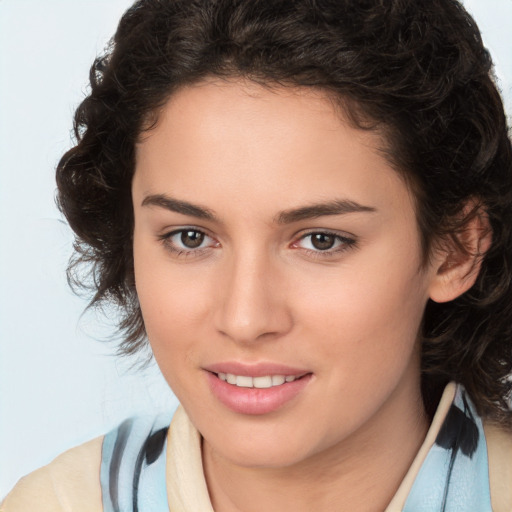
[3,0,512,510]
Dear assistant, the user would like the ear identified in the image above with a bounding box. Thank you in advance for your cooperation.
[428,203,492,304]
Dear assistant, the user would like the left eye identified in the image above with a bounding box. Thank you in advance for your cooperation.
[296,232,353,252]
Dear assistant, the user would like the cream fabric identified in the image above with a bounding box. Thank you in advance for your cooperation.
[166,406,214,512]
[1,436,103,512]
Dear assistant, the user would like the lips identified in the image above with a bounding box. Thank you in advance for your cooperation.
[204,362,312,415]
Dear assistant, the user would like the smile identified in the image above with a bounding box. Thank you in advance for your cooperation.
[217,373,300,388]
[207,369,313,415]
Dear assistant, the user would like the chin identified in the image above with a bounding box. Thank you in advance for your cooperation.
[204,428,321,470]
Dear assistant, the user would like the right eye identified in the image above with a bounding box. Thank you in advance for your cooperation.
[159,228,219,256]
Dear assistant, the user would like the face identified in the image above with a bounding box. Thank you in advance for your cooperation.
[132,79,440,469]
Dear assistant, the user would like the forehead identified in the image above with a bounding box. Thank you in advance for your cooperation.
[138,78,388,159]
[133,79,414,222]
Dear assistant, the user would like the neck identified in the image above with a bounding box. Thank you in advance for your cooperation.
[202,381,429,512]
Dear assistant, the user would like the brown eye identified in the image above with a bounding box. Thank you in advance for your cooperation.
[293,231,356,255]
[181,230,205,248]
[310,233,336,250]
[160,228,218,257]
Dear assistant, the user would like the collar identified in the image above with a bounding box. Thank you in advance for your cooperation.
[166,406,214,511]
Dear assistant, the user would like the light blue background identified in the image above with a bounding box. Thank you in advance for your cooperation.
[1,0,511,499]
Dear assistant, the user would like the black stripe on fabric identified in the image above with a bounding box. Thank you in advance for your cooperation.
[145,427,168,464]
[436,399,478,457]
[132,441,145,512]
[109,418,134,512]
[132,426,169,512]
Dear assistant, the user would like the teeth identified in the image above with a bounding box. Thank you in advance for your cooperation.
[253,376,272,388]
[272,375,286,385]
[236,375,253,388]
[217,373,299,388]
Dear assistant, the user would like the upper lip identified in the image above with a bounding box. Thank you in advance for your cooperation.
[204,362,311,378]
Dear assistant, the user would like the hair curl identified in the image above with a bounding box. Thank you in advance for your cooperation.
[56,0,512,424]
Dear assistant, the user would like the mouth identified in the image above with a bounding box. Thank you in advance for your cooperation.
[205,366,313,415]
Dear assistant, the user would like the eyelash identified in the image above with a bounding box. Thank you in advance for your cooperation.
[158,228,357,259]
[291,230,357,258]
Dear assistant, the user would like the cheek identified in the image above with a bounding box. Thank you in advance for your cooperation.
[133,237,213,359]
[134,268,214,400]
[294,246,429,377]
[293,266,428,434]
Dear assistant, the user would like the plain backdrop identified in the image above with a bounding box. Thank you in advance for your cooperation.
[1,0,511,499]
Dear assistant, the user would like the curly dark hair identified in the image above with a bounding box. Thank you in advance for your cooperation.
[56,0,512,424]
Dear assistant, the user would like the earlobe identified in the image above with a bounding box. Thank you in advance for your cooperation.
[428,205,492,304]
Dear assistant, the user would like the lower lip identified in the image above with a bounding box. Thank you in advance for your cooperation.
[206,372,313,415]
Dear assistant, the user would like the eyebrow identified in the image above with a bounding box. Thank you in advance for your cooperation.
[141,194,376,223]
[141,194,217,221]
[275,200,376,224]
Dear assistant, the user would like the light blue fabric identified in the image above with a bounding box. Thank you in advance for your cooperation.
[101,412,174,512]
[403,386,492,512]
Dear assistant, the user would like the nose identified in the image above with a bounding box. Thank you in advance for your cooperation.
[214,251,293,344]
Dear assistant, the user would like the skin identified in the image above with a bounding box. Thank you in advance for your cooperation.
[131,79,468,512]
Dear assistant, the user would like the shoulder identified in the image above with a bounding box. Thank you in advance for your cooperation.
[484,420,512,512]
[1,412,175,512]
[1,436,104,512]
